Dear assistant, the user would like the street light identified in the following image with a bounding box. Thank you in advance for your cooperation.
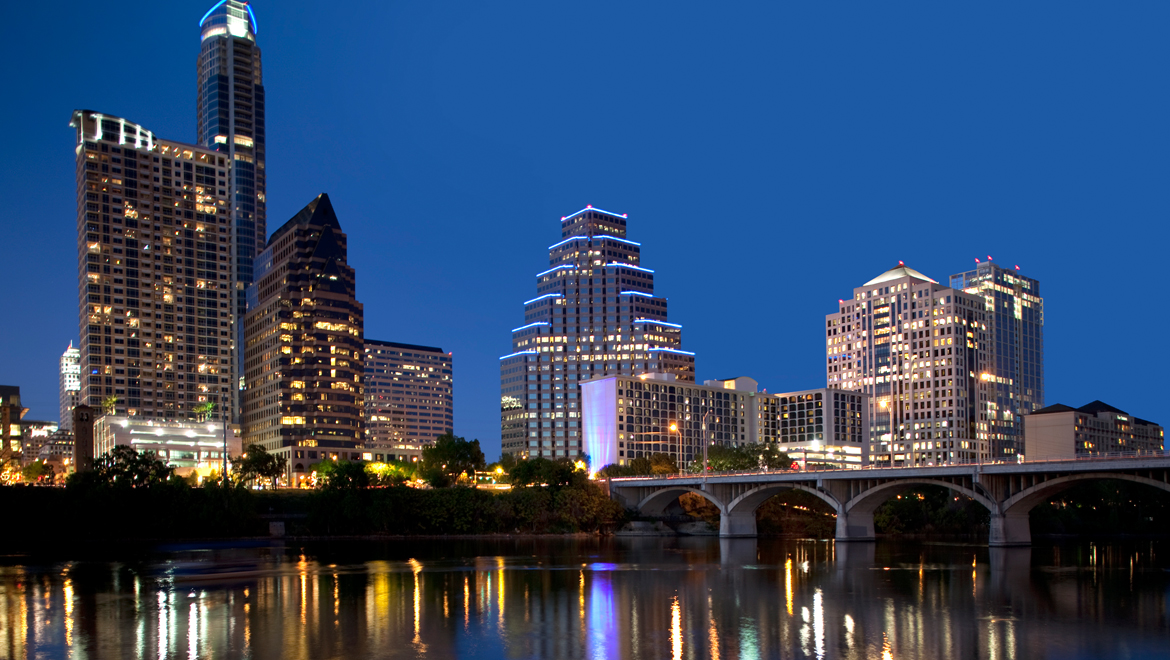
[669,423,682,475]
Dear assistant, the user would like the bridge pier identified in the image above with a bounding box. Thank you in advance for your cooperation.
[834,509,875,542]
[719,511,758,537]
[988,512,1031,546]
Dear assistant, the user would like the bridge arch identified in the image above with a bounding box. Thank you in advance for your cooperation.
[1001,472,1170,516]
[834,479,996,542]
[635,487,726,517]
[726,484,841,518]
[844,479,995,517]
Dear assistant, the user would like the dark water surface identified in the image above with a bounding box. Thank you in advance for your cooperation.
[1,537,1167,659]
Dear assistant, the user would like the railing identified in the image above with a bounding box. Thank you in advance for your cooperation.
[606,450,1170,482]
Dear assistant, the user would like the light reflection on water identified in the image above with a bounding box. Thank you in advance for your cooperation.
[0,538,1168,659]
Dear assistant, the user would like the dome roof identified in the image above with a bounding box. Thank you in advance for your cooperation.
[863,262,938,286]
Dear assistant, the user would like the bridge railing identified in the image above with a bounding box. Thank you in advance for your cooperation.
[604,450,1169,482]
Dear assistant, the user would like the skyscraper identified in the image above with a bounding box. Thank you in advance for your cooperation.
[949,261,1043,459]
[69,110,234,421]
[243,194,364,479]
[364,340,454,462]
[826,263,991,466]
[197,0,266,420]
[59,343,80,430]
[500,206,695,460]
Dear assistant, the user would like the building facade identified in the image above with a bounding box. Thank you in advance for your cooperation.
[364,340,453,462]
[1,386,27,475]
[950,260,1044,459]
[243,194,364,478]
[197,0,267,420]
[69,110,234,423]
[501,206,696,460]
[826,263,991,466]
[59,343,81,430]
[20,421,59,466]
[581,373,870,470]
[1024,401,1164,459]
[93,415,240,475]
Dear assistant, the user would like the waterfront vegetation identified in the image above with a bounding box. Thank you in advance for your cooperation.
[1,441,1168,547]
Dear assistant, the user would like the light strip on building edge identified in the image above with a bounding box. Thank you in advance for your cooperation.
[547,234,642,250]
[523,293,563,305]
[511,322,549,332]
[621,291,655,298]
[605,263,654,273]
[561,206,628,222]
[499,350,539,360]
[648,348,695,356]
[535,265,575,277]
[634,319,683,328]
[200,0,228,27]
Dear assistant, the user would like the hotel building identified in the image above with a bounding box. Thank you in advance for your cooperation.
[949,260,1044,459]
[1025,401,1163,459]
[364,340,454,462]
[581,373,869,469]
[243,194,364,477]
[826,263,991,466]
[69,110,234,423]
[59,343,81,430]
[500,206,695,460]
[197,0,267,419]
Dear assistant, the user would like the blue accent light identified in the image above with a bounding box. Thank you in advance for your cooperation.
[648,348,695,356]
[561,206,628,222]
[620,291,655,298]
[634,319,683,328]
[605,263,654,273]
[499,350,539,360]
[547,234,641,250]
[199,0,227,27]
[536,265,574,277]
[523,293,563,305]
[246,3,257,33]
[581,378,618,471]
[511,322,549,333]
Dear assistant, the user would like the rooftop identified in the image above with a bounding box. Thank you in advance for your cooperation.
[864,262,938,287]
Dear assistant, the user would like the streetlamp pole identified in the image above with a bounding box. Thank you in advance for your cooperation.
[221,391,229,487]
[702,409,711,488]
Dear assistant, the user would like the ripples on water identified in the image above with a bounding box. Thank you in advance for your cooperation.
[0,538,1167,659]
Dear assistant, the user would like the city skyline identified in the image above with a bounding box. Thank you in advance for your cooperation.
[2,1,1166,460]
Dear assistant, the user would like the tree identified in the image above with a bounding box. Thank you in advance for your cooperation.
[22,460,55,485]
[507,457,585,489]
[232,444,287,489]
[420,433,486,488]
[84,445,176,488]
[319,461,369,490]
[193,401,216,422]
[689,443,790,473]
[102,395,119,415]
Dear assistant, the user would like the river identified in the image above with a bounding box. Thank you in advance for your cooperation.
[0,538,1166,659]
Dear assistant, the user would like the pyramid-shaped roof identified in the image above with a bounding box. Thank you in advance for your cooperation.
[864,262,938,287]
[268,193,340,245]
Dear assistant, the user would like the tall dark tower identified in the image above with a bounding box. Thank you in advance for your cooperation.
[197,0,266,421]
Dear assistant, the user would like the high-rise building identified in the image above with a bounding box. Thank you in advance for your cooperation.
[59,343,81,430]
[500,206,696,460]
[243,194,364,479]
[1,386,28,474]
[826,263,991,466]
[364,340,454,462]
[197,0,267,420]
[581,373,869,469]
[949,261,1043,459]
[69,110,234,422]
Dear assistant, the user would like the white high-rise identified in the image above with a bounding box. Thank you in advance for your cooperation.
[59,343,80,430]
[826,263,991,466]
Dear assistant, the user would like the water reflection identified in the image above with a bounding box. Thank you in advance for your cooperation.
[0,538,1167,659]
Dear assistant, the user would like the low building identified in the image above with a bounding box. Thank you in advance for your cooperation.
[21,420,59,466]
[93,415,241,476]
[364,340,453,463]
[38,430,76,480]
[1024,401,1164,460]
[581,373,870,470]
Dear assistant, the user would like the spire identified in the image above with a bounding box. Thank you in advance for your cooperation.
[200,0,257,42]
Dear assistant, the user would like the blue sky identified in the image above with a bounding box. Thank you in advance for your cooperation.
[1,1,1166,458]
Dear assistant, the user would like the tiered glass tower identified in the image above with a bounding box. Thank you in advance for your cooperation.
[196,0,266,420]
[949,261,1044,459]
[500,206,695,460]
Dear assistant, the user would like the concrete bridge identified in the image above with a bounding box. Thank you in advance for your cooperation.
[606,456,1170,546]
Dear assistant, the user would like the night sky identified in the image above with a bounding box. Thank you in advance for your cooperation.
[2,1,1166,459]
